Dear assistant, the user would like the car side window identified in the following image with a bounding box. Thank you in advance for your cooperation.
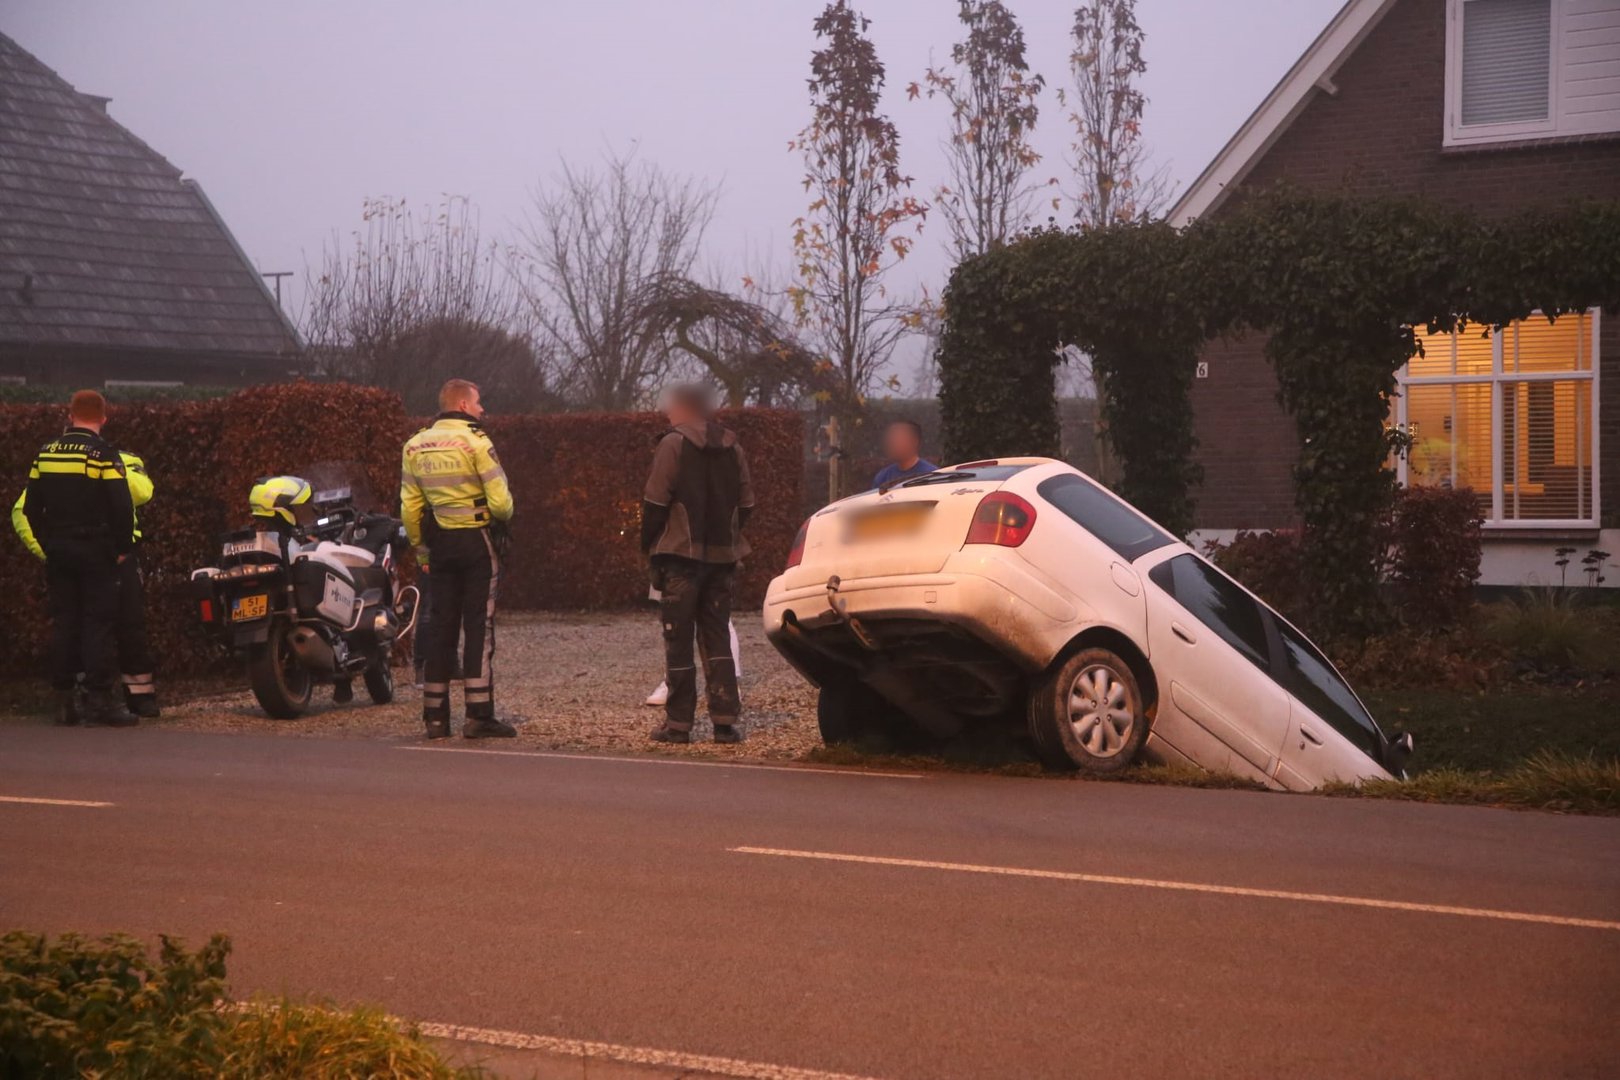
[1273,620,1381,758]
[1149,555,1270,671]
[1036,474,1174,562]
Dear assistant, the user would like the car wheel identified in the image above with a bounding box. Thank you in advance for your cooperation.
[817,677,908,747]
[1028,648,1147,774]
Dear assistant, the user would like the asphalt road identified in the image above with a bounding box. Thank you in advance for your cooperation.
[2,726,1618,1080]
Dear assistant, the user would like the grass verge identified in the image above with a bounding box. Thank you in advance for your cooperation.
[1324,750,1620,815]
[802,685,1619,814]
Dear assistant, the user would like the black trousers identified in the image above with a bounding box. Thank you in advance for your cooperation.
[116,554,156,702]
[658,557,739,733]
[422,528,498,722]
[45,538,120,694]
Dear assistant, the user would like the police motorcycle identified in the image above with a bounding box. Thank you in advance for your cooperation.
[190,479,420,719]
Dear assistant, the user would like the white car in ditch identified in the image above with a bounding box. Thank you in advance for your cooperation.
[763,458,1411,790]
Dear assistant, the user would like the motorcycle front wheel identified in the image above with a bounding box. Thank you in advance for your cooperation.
[248,622,313,719]
[363,651,394,705]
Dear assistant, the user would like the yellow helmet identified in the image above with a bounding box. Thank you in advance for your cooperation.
[249,475,313,526]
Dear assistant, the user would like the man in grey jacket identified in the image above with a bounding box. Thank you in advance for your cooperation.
[641,385,754,744]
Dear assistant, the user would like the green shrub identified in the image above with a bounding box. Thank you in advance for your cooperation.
[0,932,483,1079]
[1383,485,1482,631]
[219,1000,480,1079]
[0,931,230,1079]
[1484,590,1620,675]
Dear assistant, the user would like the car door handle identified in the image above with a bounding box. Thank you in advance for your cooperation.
[1300,726,1324,746]
[1171,622,1195,645]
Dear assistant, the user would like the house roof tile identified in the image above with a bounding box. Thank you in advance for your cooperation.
[0,31,301,359]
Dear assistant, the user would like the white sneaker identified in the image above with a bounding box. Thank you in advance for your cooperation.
[644,681,669,707]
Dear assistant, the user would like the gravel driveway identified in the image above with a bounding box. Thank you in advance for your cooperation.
[154,611,824,760]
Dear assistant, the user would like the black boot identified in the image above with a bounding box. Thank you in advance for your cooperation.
[55,690,81,727]
[83,691,138,728]
[713,723,744,745]
[462,717,517,739]
[332,679,354,705]
[649,725,690,744]
[424,717,451,740]
[128,694,161,719]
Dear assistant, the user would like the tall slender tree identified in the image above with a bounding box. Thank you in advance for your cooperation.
[789,1,927,404]
[1062,0,1170,228]
[914,0,1048,260]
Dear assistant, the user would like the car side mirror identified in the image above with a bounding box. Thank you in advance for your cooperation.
[1385,732,1414,778]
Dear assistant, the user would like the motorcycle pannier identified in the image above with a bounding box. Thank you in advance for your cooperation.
[289,559,358,625]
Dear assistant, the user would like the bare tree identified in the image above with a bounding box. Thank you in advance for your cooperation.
[914,0,1049,260]
[633,268,852,409]
[302,196,547,414]
[789,1,928,404]
[513,150,719,410]
[1061,0,1171,227]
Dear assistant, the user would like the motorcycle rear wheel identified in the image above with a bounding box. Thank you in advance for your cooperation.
[248,623,313,719]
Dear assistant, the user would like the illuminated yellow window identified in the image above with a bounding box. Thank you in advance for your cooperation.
[1395,310,1599,526]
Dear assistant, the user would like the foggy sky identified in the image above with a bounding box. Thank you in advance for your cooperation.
[5,0,1344,392]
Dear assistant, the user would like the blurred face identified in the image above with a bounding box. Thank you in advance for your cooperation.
[883,423,920,465]
[459,388,484,419]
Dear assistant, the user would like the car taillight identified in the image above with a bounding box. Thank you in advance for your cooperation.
[785,519,810,568]
[964,492,1036,547]
[199,598,215,623]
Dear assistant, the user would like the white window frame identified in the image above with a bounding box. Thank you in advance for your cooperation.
[1445,0,1561,147]
[1394,308,1601,529]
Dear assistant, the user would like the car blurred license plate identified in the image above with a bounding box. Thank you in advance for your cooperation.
[231,594,268,621]
[848,503,933,542]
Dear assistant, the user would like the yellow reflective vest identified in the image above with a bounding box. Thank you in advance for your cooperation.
[400,415,514,552]
[12,450,152,562]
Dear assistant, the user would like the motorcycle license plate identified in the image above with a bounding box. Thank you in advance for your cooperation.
[231,594,269,621]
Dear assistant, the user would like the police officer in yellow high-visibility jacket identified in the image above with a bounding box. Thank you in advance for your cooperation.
[13,447,159,717]
[13,391,137,727]
[401,379,515,740]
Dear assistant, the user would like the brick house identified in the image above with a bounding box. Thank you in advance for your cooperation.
[0,32,302,390]
[1173,0,1620,587]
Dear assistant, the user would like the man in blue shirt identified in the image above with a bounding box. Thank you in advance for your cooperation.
[872,420,937,490]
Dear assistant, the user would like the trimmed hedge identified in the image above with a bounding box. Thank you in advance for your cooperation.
[2,389,803,680]
[482,408,804,610]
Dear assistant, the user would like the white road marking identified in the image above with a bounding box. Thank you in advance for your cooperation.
[397,745,924,779]
[0,795,113,808]
[419,1020,883,1080]
[731,847,1620,933]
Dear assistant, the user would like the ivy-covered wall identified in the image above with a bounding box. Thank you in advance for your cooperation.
[936,192,1620,637]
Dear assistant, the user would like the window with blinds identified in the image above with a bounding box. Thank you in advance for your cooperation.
[1447,0,1620,144]
[1460,0,1553,125]
[1394,310,1600,526]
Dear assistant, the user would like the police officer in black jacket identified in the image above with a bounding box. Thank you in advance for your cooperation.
[15,390,138,727]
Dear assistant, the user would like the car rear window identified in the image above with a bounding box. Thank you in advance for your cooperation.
[895,464,1033,487]
[1036,473,1175,561]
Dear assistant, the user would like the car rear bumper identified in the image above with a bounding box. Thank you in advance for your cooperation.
[763,556,1081,673]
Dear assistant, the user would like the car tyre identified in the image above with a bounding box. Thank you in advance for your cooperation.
[1028,647,1147,774]
[817,677,907,747]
